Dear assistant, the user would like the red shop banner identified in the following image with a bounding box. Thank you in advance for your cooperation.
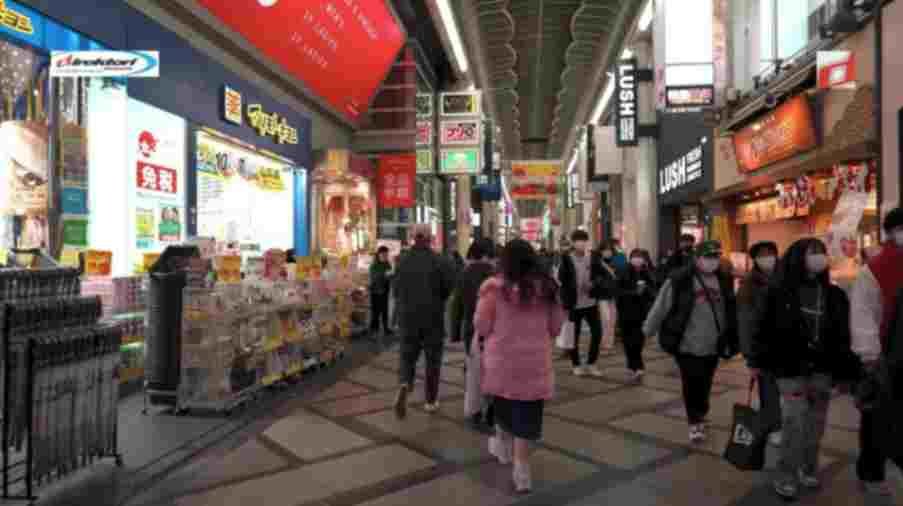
[196,0,405,124]
[377,153,416,209]
[732,94,818,173]
[136,161,178,194]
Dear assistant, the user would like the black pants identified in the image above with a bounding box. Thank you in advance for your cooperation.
[857,408,903,482]
[570,305,603,367]
[370,292,390,332]
[675,353,719,425]
[399,331,444,404]
[757,370,782,432]
[622,324,646,372]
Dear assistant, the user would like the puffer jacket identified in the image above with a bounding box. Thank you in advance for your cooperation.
[737,268,771,367]
[449,261,496,353]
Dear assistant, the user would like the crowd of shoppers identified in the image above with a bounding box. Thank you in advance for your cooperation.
[376,207,903,499]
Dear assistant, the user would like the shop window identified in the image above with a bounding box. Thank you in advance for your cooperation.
[664,0,714,86]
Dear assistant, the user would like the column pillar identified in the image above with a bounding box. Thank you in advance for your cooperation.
[456,175,471,257]
[634,35,659,260]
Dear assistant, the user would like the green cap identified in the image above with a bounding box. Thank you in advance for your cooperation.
[695,240,723,257]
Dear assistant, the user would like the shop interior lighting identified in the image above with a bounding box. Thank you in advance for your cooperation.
[638,0,654,32]
[437,0,469,74]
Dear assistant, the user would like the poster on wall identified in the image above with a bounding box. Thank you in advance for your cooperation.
[158,205,181,242]
[136,207,155,249]
[62,218,88,247]
[0,121,49,213]
[377,153,416,208]
[826,190,869,260]
[60,123,88,188]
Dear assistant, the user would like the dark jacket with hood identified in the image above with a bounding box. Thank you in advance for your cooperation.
[737,268,771,367]
[394,245,455,337]
[449,261,495,353]
[616,266,657,330]
[558,251,614,311]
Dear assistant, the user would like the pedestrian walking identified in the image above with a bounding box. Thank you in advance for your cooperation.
[616,249,657,379]
[369,246,393,337]
[474,239,566,493]
[599,241,621,350]
[852,207,903,498]
[737,241,782,446]
[558,230,612,377]
[756,238,860,500]
[662,233,697,279]
[643,240,738,444]
[393,225,455,418]
[449,238,497,429]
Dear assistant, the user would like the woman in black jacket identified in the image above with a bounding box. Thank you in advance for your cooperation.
[755,238,860,500]
[616,249,657,379]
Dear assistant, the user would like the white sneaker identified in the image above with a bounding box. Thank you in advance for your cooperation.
[768,431,783,447]
[513,463,532,493]
[573,366,587,377]
[585,364,604,377]
[689,424,706,443]
[423,402,440,413]
[488,436,512,465]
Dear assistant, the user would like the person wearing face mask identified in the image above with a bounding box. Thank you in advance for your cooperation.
[558,230,608,377]
[737,241,782,447]
[851,207,903,497]
[598,240,622,350]
[643,241,738,444]
[663,233,697,280]
[616,249,657,379]
[755,238,859,500]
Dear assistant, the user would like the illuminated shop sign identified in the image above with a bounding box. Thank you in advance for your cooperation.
[665,85,715,108]
[223,85,243,125]
[440,120,480,146]
[247,104,298,144]
[615,58,638,146]
[0,0,33,35]
[660,138,706,195]
[440,92,480,116]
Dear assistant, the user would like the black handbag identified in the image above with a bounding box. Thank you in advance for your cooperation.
[724,379,768,471]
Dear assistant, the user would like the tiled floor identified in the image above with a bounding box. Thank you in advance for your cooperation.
[126,340,903,506]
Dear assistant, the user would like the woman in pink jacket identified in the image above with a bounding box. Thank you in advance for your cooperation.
[474,239,566,493]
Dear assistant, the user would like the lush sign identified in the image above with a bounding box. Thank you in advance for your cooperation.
[615,58,638,146]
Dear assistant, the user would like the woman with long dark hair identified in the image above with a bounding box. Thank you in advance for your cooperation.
[755,238,859,500]
[616,249,657,379]
[474,239,566,493]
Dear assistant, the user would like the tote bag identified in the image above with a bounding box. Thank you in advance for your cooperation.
[556,321,575,350]
[723,379,768,471]
[464,346,483,416]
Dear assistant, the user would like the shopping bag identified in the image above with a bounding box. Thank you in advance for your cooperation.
[556,321,575,350]
[464,346,483,416]
[724,379,768,471]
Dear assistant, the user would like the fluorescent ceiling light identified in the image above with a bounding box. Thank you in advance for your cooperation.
[589,78,616,124]
[638,0,654,31]
[622,48,634,59]
[437,0,469,73]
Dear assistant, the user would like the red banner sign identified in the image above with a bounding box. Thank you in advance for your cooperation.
[197,0,405,124]
[377,153,416,209]
[136,161,178,194]
[732,94,818,173]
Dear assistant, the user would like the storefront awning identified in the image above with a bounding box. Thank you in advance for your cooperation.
[705,85,877,203]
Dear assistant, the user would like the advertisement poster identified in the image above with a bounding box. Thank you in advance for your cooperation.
[509,160,561,200]
[0,121,48,214]
[196,0,405,123]
[826,190,869,260]
[60,123,88,188]
[61,187,88,215]
[439,148,479,175]
[732,95,818,173]
[62,218,88,247]
[158,205,181,242]
[136,207,155,249]
[440,120,480,146]
[377,153,416,208]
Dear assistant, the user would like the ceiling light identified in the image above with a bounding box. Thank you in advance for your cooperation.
[638,0,654,32]
[436,0,469,74]
[622,48,634,59]
[589,78,616,124]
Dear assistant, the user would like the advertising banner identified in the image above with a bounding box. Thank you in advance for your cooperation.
[50,51,160,78]
[510,160,561,200]
[440,120,480,146]
[196,0,405,124]
[817,51,856,90]
[615,58,638,146]
[377,153,416,208]
[732,95,818,173]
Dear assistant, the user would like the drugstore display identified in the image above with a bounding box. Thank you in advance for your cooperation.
[0,268,123,501]
[82,276,148,384]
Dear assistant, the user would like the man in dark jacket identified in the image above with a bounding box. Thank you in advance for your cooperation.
[558,230,613,377]
[663,233,697,279]
[369,246,393,336]
[393,225,455,419]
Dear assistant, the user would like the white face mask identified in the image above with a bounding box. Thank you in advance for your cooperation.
[630,258,645,268]
[894,230,903,247]
[806,253,829,273]
[697,258,720,274]
[755,256,777,273]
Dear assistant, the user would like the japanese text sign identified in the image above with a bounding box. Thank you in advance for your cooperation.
[377,153,416,208]
[136,161,178,194]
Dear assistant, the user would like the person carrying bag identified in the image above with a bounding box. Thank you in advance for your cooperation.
[724,378,769,471]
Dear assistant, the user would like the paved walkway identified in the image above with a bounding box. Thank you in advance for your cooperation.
[126,341,902,506]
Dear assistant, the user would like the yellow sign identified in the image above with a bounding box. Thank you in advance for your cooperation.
[510,160,561,178]
[0,248,7,266]
[247,104,299,145]
[216,255,242,283]
[255,166,286,191]
[84,250,113,276]
[60,249,80,268]
[0,0,34,35]
[223,85,243,125]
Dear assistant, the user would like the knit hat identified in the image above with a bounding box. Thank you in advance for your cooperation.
[749,241,778,259]
[884,207,903,232]
[695,240,723,257]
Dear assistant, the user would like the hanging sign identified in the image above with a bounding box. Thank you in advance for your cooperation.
[615,58,638,146]
[84,250,113,276]
[377,153,416,208]
[439,148,480,175]
[732,94,817,173]
[665,85,715,108]
[416,121,432,146]
[440,120,480,146]
[817,51,856,90]
[440,92,480,116]
[509,160,561,200]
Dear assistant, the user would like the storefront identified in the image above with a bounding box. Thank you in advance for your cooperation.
[312,149,377,257]
[656,111,715,253]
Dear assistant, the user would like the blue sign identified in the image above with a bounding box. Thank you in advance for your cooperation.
[0,0,44,48]
[61,187,88,215]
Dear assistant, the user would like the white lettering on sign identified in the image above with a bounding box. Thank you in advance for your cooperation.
[659,138,706,195]
[616,59,638,146]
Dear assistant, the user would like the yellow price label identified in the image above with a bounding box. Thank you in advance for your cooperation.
[84,250,112,276]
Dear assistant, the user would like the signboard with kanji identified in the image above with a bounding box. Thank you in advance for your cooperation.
[377,153,416,208]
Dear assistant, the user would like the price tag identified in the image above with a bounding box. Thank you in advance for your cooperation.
[84,250,113,276]
[216,255,242,283]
